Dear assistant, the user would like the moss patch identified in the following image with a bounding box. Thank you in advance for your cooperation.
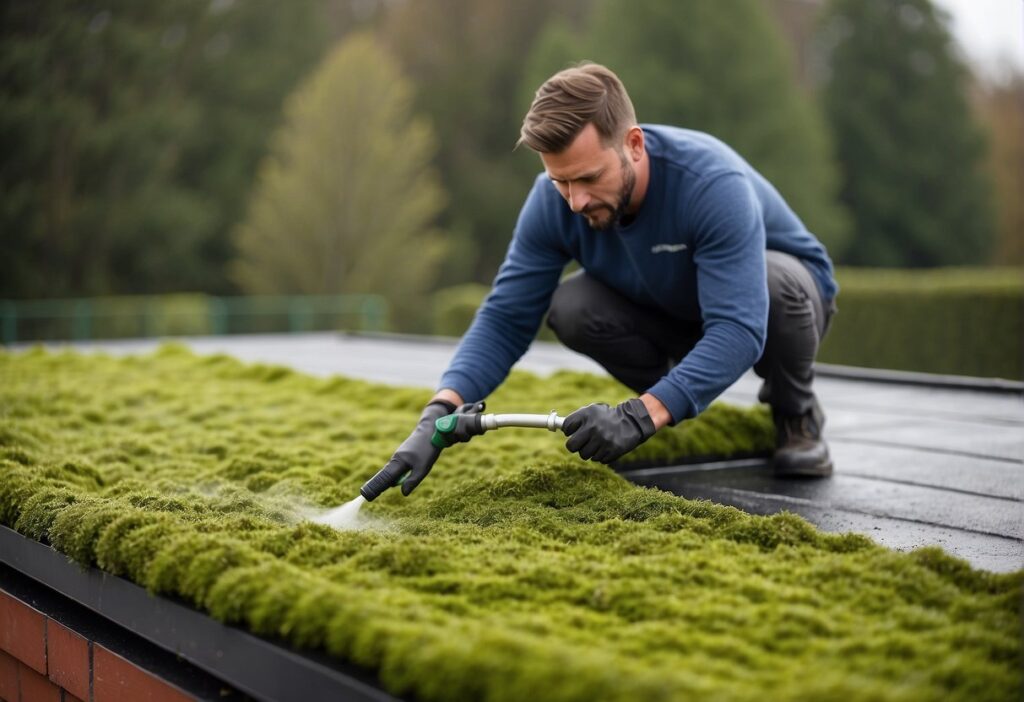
[1,345,1020,702]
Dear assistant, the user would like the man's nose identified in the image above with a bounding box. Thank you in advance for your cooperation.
[568,183,590,212]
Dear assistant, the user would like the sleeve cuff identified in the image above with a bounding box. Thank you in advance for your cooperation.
[438,370,486,404]
[646,378,699,425]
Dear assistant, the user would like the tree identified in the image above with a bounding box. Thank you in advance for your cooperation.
[516,17,588,163]
[230,33,446,301]
[974,72,1024,266]
[377,0,592,285]
[557,0,850,256]
[0,1,343,299]
[820,0,995,267]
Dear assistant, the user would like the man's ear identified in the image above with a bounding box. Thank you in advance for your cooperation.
[624,126,644,162]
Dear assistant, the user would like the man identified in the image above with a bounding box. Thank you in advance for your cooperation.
[381,62,837,497]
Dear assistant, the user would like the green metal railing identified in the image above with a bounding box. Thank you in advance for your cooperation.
[0,294,389,344]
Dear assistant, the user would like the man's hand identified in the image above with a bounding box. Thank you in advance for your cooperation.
[367,400,453,498]
[382,399,485,497]
[563,397,658,464]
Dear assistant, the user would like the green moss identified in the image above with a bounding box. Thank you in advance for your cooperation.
[0,347,1020,702]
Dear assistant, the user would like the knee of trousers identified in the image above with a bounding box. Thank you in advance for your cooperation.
[547,277,591,347]
[765,257,816,335]
[545,273,614,348]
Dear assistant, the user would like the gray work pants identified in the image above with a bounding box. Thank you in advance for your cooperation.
[545,251,835,417]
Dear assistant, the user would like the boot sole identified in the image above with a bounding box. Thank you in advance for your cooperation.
[773,458,834,479]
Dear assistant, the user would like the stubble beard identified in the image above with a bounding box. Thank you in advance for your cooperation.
[585,153,636,231]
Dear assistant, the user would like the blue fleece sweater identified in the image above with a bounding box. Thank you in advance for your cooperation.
[439,125,836,422]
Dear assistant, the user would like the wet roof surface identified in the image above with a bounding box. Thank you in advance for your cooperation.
[27,332,1024,573]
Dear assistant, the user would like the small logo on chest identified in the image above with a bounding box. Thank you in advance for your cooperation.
[651,243,688,254]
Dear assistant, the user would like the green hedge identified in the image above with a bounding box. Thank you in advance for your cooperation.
[6,294,213,341]
[434,268,1023,380]
[431,283,557,341]
[431,283,492,337]
[823,267,1023,379]
[1,347,1019,702]
[3,293,391,343]
[95,294,214,337]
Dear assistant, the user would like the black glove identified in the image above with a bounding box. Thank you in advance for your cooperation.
[563,398,657,464]
[359,400,453,499]
[368,400,486,498]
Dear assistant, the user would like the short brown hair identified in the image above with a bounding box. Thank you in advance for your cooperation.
[518,62,637,153]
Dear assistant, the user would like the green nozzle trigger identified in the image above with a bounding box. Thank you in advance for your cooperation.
[397,470,411,486]
[431,414,458,449]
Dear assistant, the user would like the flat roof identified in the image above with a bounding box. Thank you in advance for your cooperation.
[17,331,1023,573]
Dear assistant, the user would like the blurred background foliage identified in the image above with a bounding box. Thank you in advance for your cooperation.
[2,0,340,298]
[821,0,994,266]
[1,0,1020,312]
[576,0,850,254]
[230,32,446,304]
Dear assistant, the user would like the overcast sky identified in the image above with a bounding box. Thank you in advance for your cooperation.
[933,0,1023,79]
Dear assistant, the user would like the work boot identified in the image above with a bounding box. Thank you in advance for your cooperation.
[772,403,833,478]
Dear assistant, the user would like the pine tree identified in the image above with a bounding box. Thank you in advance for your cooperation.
[566,0,850,255]
[377,0,592,284]
[230,33,446,300]
[978,73,1024,266]
[820,0,995,266]
[0,1,336,298]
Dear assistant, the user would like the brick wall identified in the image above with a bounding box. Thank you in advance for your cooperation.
[0,588,196,702]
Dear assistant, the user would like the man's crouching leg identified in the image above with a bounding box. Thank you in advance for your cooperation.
[755,251,836,478]
[546,271,699,395]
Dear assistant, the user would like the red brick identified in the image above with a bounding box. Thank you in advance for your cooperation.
[93,645,195,702]
[0,590,46,675]
[16,661,60,702]
[0,648,19,702]
[45,620,89,701]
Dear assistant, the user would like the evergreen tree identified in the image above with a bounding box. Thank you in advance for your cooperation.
[517,18,588,159]
[230,33,446,300]
[820,0,995,266]
[563,0,850,255]
[974,72,1023,266]
[0,0,335,298]
[377,0,592,284]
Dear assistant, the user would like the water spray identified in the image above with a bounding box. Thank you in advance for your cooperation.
[312,494,368,530]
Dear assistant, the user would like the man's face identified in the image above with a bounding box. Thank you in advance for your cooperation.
[540,123,636,231]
